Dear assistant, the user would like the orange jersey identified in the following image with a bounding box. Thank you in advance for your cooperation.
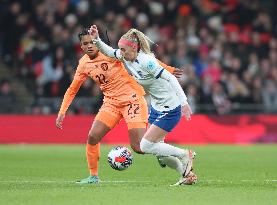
[58,52,176,115]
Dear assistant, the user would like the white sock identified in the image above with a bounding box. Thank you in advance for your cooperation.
[157,156,184,175]
[140,138,186,157]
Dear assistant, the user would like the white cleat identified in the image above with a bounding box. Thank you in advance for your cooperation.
[170,171,198,186]
[179,150,196,177]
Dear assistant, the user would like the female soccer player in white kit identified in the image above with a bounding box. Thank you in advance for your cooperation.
[89,25,197,185]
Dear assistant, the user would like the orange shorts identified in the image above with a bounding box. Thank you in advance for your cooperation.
[95,97,148,130]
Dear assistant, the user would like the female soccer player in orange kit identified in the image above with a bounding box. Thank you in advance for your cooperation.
[55,28,182,184]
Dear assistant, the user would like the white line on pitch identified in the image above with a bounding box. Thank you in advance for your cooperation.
[0,180,276,183]
[100,180,151,183]
[202,179,277,182]
[0,180,73,183]
[0,180,151,183]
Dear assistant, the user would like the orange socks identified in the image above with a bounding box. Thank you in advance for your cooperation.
[86,143,100,176]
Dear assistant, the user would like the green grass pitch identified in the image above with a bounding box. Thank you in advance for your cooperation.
[0,144,277,205]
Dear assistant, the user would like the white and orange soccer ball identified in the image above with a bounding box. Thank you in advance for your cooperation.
[108,146,133,171]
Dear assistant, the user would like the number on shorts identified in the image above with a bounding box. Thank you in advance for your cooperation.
[128,103,140,116]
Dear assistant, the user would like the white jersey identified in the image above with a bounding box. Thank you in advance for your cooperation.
[94,38,188,112]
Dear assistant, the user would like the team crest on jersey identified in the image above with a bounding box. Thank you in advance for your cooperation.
[101,63,108,71]
[147,61,155,70]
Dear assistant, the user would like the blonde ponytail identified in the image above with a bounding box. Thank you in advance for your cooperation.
[121,28,155,56]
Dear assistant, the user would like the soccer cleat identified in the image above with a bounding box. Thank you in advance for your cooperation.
[157,156,167,168]
[170,171,198,186]
[76,175,100,184]
[179,150,196,177]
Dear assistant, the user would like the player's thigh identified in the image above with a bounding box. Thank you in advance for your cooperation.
[95,101,122,129]
[146,105,181,142]
[120,97,148,153]
[121,97,148,126]
[88,102,122,144]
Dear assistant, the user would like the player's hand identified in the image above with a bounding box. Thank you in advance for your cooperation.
[173,68,183,78]
[181,103,192,121]
[88,25,99,39]
[55,114,65,129]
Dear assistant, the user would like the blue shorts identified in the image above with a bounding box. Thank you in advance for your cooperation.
[148,106,181,132]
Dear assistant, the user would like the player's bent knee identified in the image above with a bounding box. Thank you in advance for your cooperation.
[88,132,101,145]
[88,137,99,145]
[140,138,154,153]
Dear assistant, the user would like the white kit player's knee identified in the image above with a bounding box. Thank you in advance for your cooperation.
[140,138,155,154]
[140,138,186,157]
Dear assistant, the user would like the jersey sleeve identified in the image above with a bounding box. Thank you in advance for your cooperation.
[160,69,188,106]
[93,37,122,60]
[142,55,165,79]
[156,59,175,74]
[58,62,87,115]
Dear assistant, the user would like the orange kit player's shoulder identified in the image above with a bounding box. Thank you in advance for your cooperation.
[86,52,145,103]
[97,52,118,63]
[156,59,175,74]
[78,54,90,68]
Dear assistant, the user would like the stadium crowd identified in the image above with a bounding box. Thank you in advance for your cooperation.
[0,0,277,114]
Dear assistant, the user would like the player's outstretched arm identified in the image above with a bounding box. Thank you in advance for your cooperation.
[55,63,87,129]
[89,25,122,60]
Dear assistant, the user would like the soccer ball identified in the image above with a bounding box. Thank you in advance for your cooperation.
[108,146,133,171]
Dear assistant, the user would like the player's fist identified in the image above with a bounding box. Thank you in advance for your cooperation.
[173,68,183,78]
[88,25,99,39]
[55,114,65,129]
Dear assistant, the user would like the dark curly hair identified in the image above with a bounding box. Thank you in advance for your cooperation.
[78,27,90,41]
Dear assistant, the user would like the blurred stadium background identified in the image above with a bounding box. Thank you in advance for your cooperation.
[0,0,276,144]
[0,0,276,115]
